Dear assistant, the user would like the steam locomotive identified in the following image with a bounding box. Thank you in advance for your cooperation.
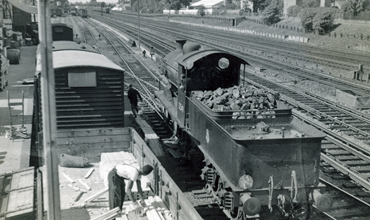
[155,40,333,219]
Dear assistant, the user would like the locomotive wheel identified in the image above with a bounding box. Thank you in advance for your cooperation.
[228,206,245,220]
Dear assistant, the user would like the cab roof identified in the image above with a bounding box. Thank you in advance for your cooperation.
[176,49,248,69]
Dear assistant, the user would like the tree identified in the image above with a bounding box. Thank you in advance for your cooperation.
[343,0,366,16]
[166,0,191,9]
[312,8,335,34]
[301,0,319,8]
[197,5,206,16]
[300,8,317,32]
[287,5,302,17]
[169,1,181,10]
[180,0,192,7]
[251,0,270,12]
[242,0,252,12]
[262,0,281,25]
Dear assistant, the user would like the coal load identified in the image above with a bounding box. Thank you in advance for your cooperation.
[192,85,280,112]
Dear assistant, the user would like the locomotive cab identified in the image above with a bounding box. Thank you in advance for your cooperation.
[159,40,249,128]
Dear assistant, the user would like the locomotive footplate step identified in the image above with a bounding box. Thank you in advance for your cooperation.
[167,148,181,158]
[163,143,178,149]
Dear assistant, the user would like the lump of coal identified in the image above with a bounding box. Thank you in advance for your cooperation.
[256,122,270,133]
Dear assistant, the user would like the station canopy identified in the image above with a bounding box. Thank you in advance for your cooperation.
[190,0,224,8]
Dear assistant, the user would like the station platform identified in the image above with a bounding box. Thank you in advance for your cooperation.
[0,46,36,174]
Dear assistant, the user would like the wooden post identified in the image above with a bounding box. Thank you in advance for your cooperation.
[37,0,61,219]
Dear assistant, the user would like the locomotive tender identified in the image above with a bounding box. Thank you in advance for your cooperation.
[155,40,333,219]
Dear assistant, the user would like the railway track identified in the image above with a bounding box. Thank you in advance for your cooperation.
[70,14,370,219]
[90,11,370,98]
[115,12,370,73]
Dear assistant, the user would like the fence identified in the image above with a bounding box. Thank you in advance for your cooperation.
[334,11,370,21]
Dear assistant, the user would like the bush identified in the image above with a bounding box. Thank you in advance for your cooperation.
[300,8,335,34]
[300,8,317,32]
[262,0,281,25]
[287,5,302,17]
[239,9,245,16]
[312,8,335,34]
[301,0,320,8]
[197,6,206,16]
[225,3,237,10]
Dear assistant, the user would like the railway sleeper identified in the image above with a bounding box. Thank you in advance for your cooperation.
[326,150,353,156]
[321,145,341,150]
[351,167,370,172]
[341,160,370,166]
[335,155,362,160]
[331,208,370,219]
[355,191,370,197]
[331,174,351,180]
[342,182,360,189]
[331,201,361,210]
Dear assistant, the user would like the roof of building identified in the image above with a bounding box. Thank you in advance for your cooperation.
[190,0,224,8]
[335,0,347,8]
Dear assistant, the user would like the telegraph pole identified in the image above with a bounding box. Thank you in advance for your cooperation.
[38,0,61,219]
[137,0,140,49]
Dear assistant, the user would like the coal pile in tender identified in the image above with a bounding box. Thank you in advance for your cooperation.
[192,85,280,111]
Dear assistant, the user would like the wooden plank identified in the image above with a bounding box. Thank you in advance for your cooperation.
[84,168,95,179]
[55,147,131,163]
[84,187,108,204]
[57,122,124,129]
[57,134,131,144]
[57,106,124,112]
[90,206,120,220]
[56,102,123,108]
[6,188,34,216]
[9,167,34,191]
[56,142,131,150]
[57,127,130,138]
[37,169,43,220]
[56,113,123,119]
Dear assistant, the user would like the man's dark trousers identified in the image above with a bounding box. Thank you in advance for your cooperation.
[108,168,126,210]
